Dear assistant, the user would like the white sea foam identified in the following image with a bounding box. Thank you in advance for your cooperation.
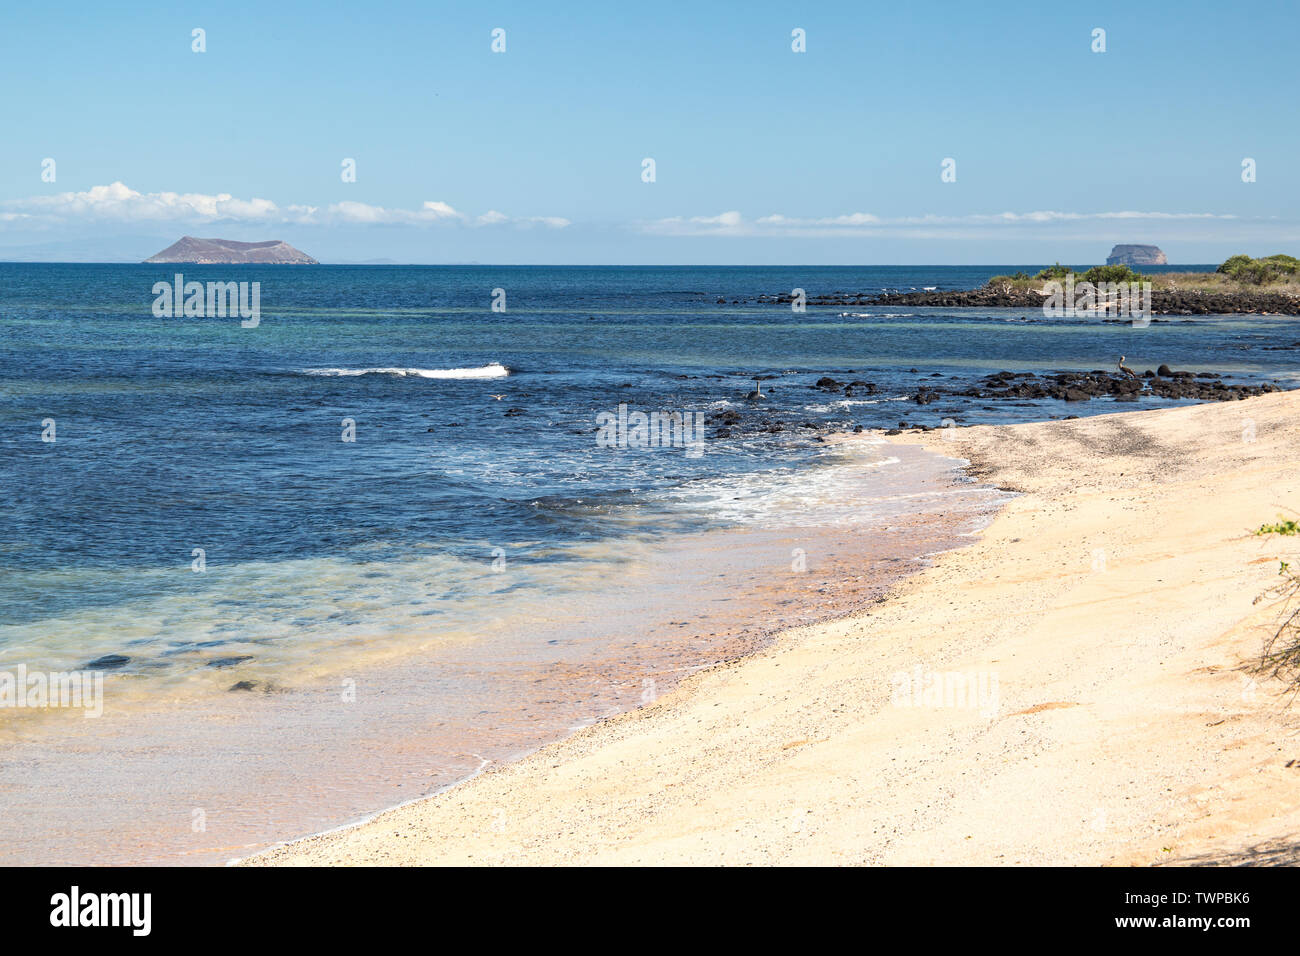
[303,363,510,379]
[805,398,883,412]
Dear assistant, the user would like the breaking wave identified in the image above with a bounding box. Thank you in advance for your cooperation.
[302,363,510,379]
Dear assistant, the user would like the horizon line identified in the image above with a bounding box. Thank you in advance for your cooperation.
[0,260,1221,268]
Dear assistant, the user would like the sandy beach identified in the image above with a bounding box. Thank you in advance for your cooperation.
[247,391,1300,866]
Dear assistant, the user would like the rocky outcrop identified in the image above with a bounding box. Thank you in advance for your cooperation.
[756,288,1300,315]
[953,368,1277,403]
[1106,244,1167,266]
[144,236,318,264]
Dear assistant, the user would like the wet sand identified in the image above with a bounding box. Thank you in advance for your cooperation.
[247,390,1300,866]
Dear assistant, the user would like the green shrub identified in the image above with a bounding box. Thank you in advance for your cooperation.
[1254,512,1300,694]
[1217,254,1254,276]
[1256,518,1300,536]
[1080,264,1144,284]
[1217,253,1299,285]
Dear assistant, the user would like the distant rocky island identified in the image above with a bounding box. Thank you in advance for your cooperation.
[144,237,318,265]
[1106,244,1167,266]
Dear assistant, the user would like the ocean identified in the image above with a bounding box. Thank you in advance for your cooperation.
[2,263,1297,863]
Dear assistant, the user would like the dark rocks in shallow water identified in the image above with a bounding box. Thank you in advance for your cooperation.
[503,407,524,417]
[970,366,1274,405]
[814,376,841,390]
[764,287,1300,316]
[86,654,130,670]
[1157,364,1174,377]
[885,428,903,435]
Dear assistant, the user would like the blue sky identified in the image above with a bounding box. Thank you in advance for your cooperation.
[2,0,1297,263]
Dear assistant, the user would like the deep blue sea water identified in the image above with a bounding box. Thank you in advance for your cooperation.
[2,263,1298,689]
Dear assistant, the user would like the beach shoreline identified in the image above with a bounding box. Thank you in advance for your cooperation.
[244,390,1300,866]
[3,439,1003,866]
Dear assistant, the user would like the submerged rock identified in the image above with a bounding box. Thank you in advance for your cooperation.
[85,654,130,670]
[207,656,254,668]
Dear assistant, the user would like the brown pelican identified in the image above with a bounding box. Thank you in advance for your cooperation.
[745,378,765,400]
[1117,356,1139,380]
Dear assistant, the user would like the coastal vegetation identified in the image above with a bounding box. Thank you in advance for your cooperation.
[1255,518,1300,536]
[767,256,1300,313]
[985,254,1300,299]
[1255,517,1300,694]
[987,263,1148,290]
[1215,254,1300,285]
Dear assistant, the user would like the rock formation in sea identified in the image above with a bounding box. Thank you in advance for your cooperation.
[143,237,318,265]
[1106,244,1167,266]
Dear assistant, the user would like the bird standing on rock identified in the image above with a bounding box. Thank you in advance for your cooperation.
[1117,356,1138,380]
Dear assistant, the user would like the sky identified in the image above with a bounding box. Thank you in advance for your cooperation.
[2,0,1297,264]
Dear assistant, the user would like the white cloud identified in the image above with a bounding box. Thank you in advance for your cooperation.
[640,209,1246,238]
[475,209,570,228]
[0,182,568,229]
[422,200,462,220]
[325,199,465,225]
